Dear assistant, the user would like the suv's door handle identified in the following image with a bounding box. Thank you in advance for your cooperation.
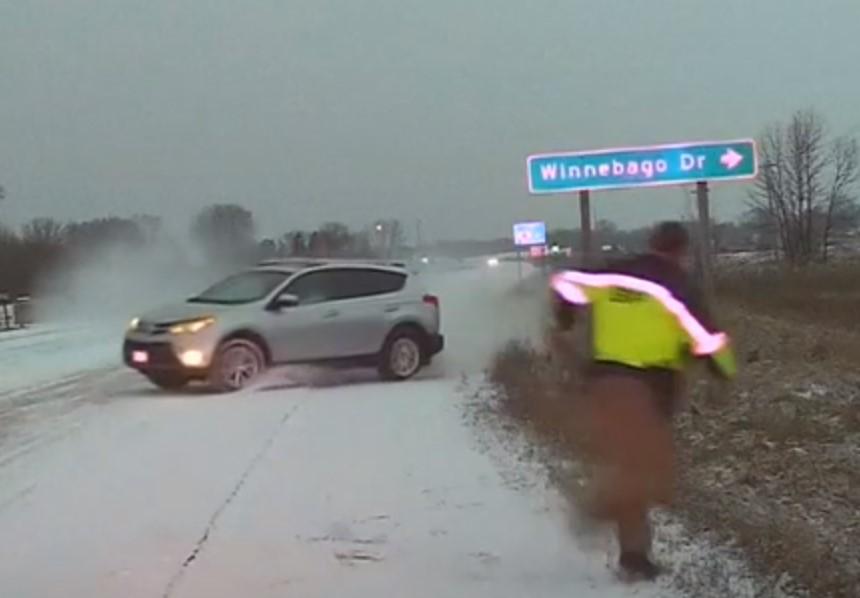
[322,309,340,319]
[384,305,400,313]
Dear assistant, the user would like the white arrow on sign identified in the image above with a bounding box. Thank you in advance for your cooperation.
[720,148,744,170]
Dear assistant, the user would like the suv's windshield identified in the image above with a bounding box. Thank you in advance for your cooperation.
[188,270,291,305]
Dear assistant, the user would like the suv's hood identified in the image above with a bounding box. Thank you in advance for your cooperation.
[138,302,227,325]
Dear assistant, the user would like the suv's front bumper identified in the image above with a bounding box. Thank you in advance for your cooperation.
[124,339,181,370]
[123,338,212,376]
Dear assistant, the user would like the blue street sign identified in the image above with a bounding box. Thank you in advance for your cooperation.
[513,221,546,246]
[527,139,757,194]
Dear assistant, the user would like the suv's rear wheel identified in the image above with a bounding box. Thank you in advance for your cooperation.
[379,328,425,381]
[208,339,265,392]
[146,372,189,391]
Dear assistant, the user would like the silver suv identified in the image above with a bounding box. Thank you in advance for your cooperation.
[123,259,444,392]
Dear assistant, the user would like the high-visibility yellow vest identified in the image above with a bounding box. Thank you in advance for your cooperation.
[552,270,736,379]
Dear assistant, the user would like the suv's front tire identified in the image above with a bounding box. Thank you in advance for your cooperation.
[208,338,266,392]
[379,328,425,381]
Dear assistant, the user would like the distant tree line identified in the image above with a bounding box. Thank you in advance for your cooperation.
[0,201,407,297]
[0,215,153,297]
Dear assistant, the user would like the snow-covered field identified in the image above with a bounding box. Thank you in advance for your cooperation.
[0,262,731,597]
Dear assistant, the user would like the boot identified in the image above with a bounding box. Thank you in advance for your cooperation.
[618,551,661,581]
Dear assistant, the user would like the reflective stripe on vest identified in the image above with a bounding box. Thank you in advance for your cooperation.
[551,270,727,356]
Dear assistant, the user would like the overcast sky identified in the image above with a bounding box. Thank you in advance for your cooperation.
[2,1,860,241]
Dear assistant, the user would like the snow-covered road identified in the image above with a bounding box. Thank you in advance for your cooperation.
[0,264,683,597]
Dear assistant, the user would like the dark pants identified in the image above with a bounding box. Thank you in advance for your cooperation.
[580,372,678,556]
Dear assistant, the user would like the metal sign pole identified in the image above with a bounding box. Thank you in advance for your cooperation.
[579,190,593,267]
[696,181,713,296]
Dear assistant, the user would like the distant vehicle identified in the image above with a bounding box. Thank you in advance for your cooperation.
[123,259,444,392]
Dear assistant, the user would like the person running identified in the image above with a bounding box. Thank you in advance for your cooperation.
[549,221,736,580]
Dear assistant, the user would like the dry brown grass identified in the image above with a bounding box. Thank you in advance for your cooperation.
[674,301,860,598]
[716,259,860,330]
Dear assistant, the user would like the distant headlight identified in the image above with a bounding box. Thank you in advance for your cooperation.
[487,257,500,267]
[169,317,216,335]
[128,317,140,331]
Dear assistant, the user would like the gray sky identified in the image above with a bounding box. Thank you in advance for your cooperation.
[2,1,860,241]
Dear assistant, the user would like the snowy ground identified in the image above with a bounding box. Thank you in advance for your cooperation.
[0,263,690,597]
[0,321,120,396]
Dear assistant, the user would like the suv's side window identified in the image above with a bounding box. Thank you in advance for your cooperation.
[328,269,406,301]
[282,269,407,305]
[283,271,335,305]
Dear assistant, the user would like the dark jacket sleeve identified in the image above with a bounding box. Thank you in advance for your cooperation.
[551,290,576,331]
[682,279,734,379]
[684,280,716,331]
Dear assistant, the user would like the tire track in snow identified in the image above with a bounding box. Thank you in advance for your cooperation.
[162,399,307,597]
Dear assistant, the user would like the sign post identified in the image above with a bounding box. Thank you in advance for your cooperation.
[579,190,593,267]
[513,221,548,282]
[695,181,713,296]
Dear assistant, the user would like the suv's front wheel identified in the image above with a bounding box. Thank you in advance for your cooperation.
[208,339,266,392]
[379,328,425,381]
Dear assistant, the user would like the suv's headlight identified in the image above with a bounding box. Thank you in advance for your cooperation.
[169,317,216,335]
[128,317,140,331]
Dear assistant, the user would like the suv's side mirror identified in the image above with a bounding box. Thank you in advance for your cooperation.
[271,293,299,310]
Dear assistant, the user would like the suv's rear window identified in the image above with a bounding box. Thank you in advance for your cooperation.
[332,269,406,300]
[189,270,290,305]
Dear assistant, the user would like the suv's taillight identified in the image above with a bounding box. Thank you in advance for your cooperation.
[423,294,439,309]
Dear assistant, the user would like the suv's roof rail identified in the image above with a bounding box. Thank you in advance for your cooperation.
[256,257,408,269]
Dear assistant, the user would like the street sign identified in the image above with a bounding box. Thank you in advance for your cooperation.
[527,139,757,194]
[513,221,547,246]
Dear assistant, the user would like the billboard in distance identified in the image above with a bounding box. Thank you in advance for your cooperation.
[513,221,547,247]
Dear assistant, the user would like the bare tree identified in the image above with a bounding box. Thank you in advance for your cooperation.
[132,214,162,244]
[65,217,146,251]
[748,110,859,264]
[318,222,351,256]
[21,218,65,246]
[821,136,860,260]
[307,231,323,257]
[191,204,256,264]
[373,219,404,257]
